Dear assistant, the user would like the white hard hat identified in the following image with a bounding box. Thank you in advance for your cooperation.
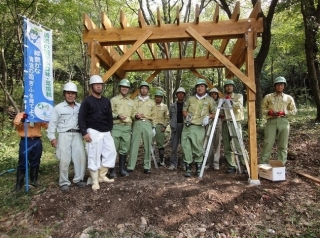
[209,88,219,94]
[176,87,186,94]
[63,82,78,92]
[89,75,103,85]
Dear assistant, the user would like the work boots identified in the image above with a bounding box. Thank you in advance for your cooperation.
[184,163,191,177]
[119,154,129,177]
[99,167,114,183]
[159,148,165,166]
[89,170,100,190]
[195,163,202,177]
[30,166,40,187]
[14,169,25,192]
[108,168,117,179]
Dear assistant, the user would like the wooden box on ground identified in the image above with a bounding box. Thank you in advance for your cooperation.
[258,160,286,181]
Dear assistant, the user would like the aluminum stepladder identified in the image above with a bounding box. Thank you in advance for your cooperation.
[199,98,250,178]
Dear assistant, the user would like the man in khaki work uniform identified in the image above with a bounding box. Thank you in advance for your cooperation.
[154,90,169,166]
[260,76,297,165]
[221,79,245,174]
[127,81,156,174]
[109,79,136,178]
[181,78,215,177]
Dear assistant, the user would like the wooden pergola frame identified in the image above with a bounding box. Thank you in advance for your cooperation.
[83,0,263,184]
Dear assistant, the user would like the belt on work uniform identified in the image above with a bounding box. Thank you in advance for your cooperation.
[21,137,40,140]
[66,129,81,133]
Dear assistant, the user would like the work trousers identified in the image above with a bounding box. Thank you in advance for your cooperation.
[260,117,290,164]
[155,124,165,149]
[56,132,86,186]
[18,137,42,170]
[169,123,183,166]
[112,124,132,155]
[86,128,117,171]
[181,125,205,164]
[127,120,152,170]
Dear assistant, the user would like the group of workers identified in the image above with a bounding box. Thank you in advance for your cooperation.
[12,75,297,192]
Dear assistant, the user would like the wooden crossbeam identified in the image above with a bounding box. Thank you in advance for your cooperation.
[147,44,156,60]
[249,0,262,20]
[121,56,229,71]
[101,12,112,29]
[163,43,169,59]
[130,70,161,99]
[186,26,255,92]
[176,6,180,25]
[157,7,162,27]
[120,10,128,29]
[138,9,146,27]
[225,37,246,78]
[83,18,263,45]
[83,13,96,31]
[102,30,153,82]
[219,1,240,54]
[94,42,126,78]
[213,4,219,23]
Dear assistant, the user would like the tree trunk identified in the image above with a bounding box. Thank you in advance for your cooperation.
[301,0,320,122]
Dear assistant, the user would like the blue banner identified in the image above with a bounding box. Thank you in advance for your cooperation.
[23,18,54,122]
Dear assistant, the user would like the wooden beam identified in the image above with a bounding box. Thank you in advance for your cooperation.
[83,13,96,31]
[89,42,100,75]
[225,37,246,78]
[120,10,128,29]
[219,1,240,54]
[176,6,180,25]
[157,7,162,27]
[206,40,213,59]
[249,0,262,20]
[245,31,258,181]
[185,26,256,92]
[130,70,161,99]
[193,41,197,58]
[101,30,153,82]
[83,18,263,45]
[94,43,126,78]
[122,56,229,71]
[194,4,200,24]
[138,9,146,28]
[179,41,183,59]
[213,4,219,23]
[294,171,320,185]
[163,43,169,59]
[147,43,156,60]
[136,47,145,60]
[101,12,113,29]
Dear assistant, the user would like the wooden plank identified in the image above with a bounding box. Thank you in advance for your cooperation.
[147,43,156,60]
[95,43,126,78]
[89,42,100,75]
[122,56,229,71]
[83,13,96,31]
[176,6,180,25]
[194,4,200,24]
[130,70,161,99]
[163,43,169,59]
[206,40,213,59]
[157,7,162,27]
[102,30,153,82]
[213,4,219,23]
[219,1,240,54]
[294,171,320,185]
[83,18,263,45]
[249,0,261,20]
[138,9,146,28]
[186,26,256,92]
[225,37,246,77]
[120,10,127,29]
[136,47,145,60]
[246,31,258,181]
[101,12,112,29]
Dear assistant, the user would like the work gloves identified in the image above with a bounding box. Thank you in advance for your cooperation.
[152,128,156,137]
[268,110,285,117]
[21,113,28,122]
[202,116,210,126]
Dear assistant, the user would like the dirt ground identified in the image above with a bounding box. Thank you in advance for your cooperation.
[2,120,320,238]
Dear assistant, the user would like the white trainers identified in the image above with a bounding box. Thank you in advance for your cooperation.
[168,164,176,170]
